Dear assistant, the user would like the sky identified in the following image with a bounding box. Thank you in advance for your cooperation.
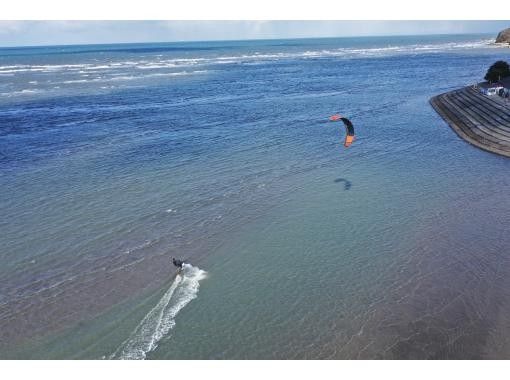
[0,21,508,47]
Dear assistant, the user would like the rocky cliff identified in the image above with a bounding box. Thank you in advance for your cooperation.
[496,28,510,44]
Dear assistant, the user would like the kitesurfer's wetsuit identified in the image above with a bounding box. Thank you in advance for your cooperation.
[172,258,185,269]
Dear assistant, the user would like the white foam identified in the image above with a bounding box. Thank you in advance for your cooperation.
[62,79,91,84]
[83,65,111,70]
[0,65,29,69]
[136,64,178,69]
[110,264,207,360]
[0,68,45,73]
[109,76,137,81]
[0,89,40,97]
[143,70,208,78]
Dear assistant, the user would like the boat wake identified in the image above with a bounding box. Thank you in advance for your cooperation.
[110,264,207,360]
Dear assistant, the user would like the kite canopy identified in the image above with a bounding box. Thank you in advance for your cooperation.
[330,114,355,147]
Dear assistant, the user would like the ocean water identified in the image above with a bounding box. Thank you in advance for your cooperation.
[1,34,510,359]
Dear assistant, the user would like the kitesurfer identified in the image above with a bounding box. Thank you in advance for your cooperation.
[172,257,185,270]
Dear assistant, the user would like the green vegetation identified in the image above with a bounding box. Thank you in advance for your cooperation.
[484,61,510,83]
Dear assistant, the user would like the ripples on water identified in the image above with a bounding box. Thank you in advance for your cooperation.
[1,34,510,359]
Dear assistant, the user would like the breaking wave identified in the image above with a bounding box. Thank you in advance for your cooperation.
[110,264,207,360]
[0,38,495,75]
[0,37,498,101]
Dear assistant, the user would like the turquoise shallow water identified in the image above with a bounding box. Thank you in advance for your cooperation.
[1,34,510,359]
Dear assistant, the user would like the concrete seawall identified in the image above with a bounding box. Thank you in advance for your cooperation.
[430,86,510,158]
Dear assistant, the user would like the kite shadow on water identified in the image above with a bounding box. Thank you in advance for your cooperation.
[334,178,352,191]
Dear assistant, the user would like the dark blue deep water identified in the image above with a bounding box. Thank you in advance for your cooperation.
[2,34,510,359]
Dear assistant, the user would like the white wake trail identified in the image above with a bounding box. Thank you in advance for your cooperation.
[111,264,207,360]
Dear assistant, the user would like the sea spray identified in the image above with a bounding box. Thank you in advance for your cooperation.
[111,264,207,360]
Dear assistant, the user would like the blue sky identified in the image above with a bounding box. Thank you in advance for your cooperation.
[0,21,508,47]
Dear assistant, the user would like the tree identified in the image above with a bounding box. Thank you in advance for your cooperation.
[484,60,510,83]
